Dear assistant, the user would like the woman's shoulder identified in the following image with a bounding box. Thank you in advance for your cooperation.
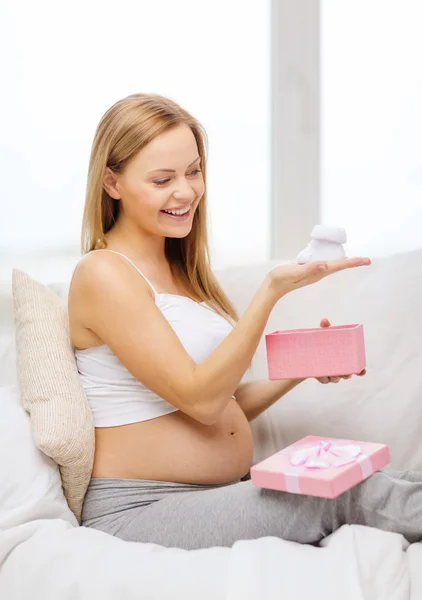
[69,250,154,308]
[68,252,116,347]
[68,250,156,347]
[73,249,122,278]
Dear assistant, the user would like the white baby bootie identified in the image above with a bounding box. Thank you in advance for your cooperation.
[296,225,347,264]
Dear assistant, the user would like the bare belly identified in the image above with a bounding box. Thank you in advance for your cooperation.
[92,398,254,484]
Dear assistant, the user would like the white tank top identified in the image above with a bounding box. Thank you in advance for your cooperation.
[74,250,234,427]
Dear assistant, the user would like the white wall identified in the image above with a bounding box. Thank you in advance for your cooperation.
[0,0,270,282]
[322,0,422,258]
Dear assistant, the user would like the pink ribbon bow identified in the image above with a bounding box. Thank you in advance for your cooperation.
[288,440,363,469]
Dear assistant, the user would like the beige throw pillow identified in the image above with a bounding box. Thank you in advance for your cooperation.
[12,269,94,523]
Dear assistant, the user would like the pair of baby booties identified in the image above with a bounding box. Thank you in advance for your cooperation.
[296,225,347,263]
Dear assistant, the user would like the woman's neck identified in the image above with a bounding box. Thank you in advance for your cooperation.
[105,218,167,267]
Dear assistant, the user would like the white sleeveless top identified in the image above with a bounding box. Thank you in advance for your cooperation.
[74,250,234,427]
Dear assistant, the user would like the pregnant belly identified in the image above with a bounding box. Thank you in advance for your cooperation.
[92,399,254,484]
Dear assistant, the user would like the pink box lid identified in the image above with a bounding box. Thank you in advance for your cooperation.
[251,435,390,498]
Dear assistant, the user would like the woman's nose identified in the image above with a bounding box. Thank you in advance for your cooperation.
[173,179,196,202]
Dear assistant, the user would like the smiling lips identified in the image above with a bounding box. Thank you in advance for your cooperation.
[161,202,193,221]
[162,205,190,216]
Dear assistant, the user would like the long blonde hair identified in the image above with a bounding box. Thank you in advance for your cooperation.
[81,93,238,322]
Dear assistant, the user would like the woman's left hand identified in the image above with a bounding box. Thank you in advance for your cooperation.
[316,318,367,384]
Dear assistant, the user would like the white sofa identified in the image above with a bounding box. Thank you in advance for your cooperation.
[1,249,422,599]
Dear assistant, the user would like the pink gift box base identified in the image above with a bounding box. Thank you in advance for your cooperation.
[266,324,366,380]
[250,436,390,499]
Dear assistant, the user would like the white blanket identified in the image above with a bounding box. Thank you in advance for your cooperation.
[1,518,421,599]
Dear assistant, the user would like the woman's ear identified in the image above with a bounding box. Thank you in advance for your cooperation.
[103,167,121,200]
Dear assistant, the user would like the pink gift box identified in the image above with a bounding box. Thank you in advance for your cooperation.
[266,324,366,380]
[250,435,390,498]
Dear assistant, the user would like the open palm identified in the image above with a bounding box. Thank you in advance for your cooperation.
[269,257,371,297]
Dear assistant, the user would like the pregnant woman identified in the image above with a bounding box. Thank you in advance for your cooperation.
[68,93,421,550]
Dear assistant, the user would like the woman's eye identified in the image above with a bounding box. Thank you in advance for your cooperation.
[154,170,201,187]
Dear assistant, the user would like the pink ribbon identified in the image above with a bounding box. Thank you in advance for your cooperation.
[281,440,373,493]
[289,440,362,468]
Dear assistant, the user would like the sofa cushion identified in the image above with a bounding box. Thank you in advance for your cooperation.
[12,269,95,522]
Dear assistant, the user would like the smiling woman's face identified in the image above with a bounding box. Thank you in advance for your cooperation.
[103,124,205,239]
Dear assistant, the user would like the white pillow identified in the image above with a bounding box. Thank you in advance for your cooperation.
[0,384,77,530]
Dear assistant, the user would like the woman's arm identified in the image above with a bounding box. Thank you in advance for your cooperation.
[234,379,304,422]
[75,253,279,426]
[74,253,369,427]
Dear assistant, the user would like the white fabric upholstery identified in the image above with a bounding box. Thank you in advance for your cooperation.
[1,248,422,599]
[0,385,77,530]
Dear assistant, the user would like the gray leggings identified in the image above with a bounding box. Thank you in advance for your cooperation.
[81,470,422,550]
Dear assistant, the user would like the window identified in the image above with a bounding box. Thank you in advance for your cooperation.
[0,0,270,279]
[322,0,422,257]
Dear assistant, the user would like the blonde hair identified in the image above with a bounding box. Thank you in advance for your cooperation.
[81,93,238,322]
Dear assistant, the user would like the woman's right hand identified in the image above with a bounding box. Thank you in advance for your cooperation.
[267,257,371,299]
